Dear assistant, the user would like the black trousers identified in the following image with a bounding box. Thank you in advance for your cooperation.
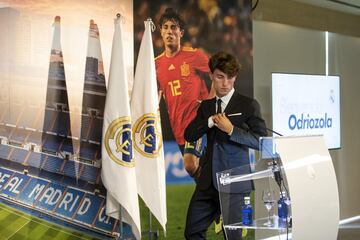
[184,184,244,240]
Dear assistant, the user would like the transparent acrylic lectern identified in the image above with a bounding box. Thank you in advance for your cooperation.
[216,136,339,240]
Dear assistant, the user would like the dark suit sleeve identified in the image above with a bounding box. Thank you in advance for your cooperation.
[184,102,210,142]
[229,99,267,150]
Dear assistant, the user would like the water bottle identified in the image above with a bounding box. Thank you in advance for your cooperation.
[278,191,290,227]
[242,196,253,225]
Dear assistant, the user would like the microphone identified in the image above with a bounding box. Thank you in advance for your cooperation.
[264,128,284,189]
[266,127,283,137]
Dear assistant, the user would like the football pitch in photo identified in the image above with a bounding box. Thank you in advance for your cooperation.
[0,184,253,240]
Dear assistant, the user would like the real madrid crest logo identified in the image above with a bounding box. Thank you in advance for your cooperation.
[104,116,134,167]
[133,114,162,158]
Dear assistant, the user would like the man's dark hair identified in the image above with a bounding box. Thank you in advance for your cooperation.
[208,51,241,78]
[159,8,185,31]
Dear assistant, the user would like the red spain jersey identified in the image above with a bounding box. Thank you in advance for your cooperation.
[155,47,209,145]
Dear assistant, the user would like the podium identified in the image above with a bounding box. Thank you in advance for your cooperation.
[216,136,339,239]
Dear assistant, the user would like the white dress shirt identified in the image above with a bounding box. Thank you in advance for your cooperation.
[208,88,235,130]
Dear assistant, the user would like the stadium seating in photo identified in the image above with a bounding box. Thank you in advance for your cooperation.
[45,88,69,108]
[80,115,91,141]
[9,147,29,165]
[93,203,119,232]
[26,151,44,168]
[88,118,103,143]
[42,134,64,154]
[32,108,45,131]
[34,181,67,211]
[80,164,99,183]
[41,155,63,173]
[25,130,42,146]
[62,160,81,179]
[82,93,106,117]
[0,144,12,160]
[60,175,90,190]
[60,137,74,154]
[0,166,119,235]
[52,111,71,136]
[0,124,14,139]
[54,186,85,218]
[42,109,57,133]
[73,192,103,225]
[16,106,40,129]
[0,102,9,124]
[7,104,23,126]
[9,128,29,145]
[1,172,31,198]
[79,141,99,161]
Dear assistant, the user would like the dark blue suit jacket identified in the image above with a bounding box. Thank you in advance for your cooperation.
[184,91,267,193]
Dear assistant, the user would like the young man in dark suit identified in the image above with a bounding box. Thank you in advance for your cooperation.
[184,51,267,239]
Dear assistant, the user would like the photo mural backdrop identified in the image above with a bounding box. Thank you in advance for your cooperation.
[0,0,133,238]
[0,0,253,238]
[134,0,254,184]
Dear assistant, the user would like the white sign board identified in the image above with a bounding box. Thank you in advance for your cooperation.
[272,73,340,149]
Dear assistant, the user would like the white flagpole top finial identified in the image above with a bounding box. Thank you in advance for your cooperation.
[115,13,125,24]
[146,18,156,32]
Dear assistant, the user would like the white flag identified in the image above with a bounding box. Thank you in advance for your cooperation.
[101,16,141,240]
[131,20,167,231]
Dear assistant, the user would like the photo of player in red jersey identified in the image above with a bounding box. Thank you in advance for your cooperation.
[155,8,214,177]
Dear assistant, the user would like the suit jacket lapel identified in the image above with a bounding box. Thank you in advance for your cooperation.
[207,97,216,116]
[224,92,240,114]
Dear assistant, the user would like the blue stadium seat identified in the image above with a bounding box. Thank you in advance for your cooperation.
[0,172,30,198]
[54,187,85,218]
[74,193,103,225]
[42,134,63,153]
[52,111,71,136]
[42,109,56,132]
[35,182,66,212]
[0,144,13,160]
[16,176,50,206]
[26,151,45,168]
[42,155,63,173]
[10,148,28,164]
[60,137,74,153]
[80,115,91,141]
[81,164,99,183]
[0,125,14,139]
[79,141,99,161]
[63,160,82,178]
[9,128,29,144]
[26,131,43,145]
[33,109,45,131]
[94,203,118,232]
[88,118,103,143]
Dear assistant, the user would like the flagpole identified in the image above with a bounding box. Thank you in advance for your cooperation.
[119,205,123,240]
[149,210,153,239]
[146,20,158,240]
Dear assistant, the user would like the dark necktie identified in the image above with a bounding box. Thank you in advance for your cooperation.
[217,99,222,114]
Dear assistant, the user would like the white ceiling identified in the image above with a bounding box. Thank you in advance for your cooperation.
[294,0,360,16]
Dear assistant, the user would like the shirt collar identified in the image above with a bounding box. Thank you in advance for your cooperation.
[216,88,235,106]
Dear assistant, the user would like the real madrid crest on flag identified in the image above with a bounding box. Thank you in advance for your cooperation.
[131,19,167,232]
[104,116,133,166]
[101,13,141,240]
[133,114,162,158]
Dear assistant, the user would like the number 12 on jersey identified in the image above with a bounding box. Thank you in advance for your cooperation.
[168,80,182,96]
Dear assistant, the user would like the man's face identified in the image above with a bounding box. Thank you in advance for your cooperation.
[160,20,183,49]
[210,69,236,97]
